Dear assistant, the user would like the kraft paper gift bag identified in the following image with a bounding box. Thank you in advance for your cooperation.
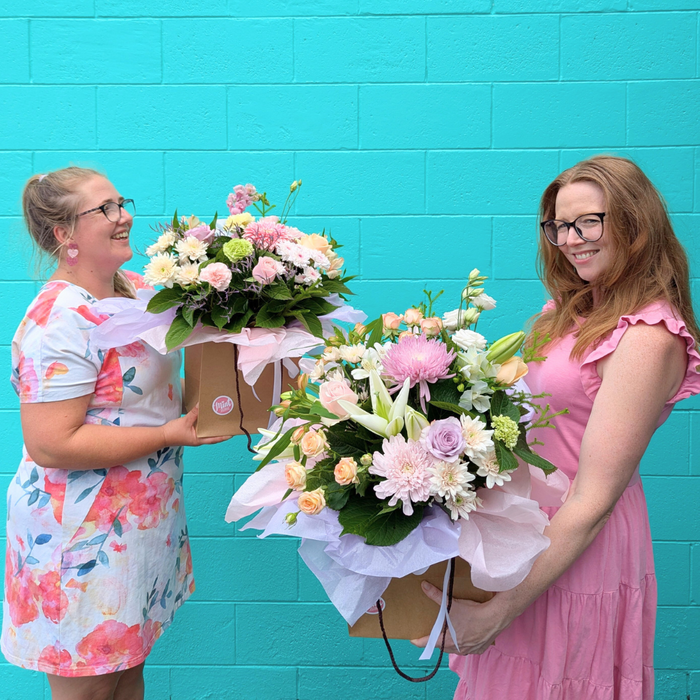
[348,557,494,640]
[184,342,296,438]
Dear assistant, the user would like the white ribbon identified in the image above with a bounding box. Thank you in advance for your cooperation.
[418,559,460,660]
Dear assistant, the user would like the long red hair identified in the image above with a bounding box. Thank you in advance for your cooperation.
[529,155,698,359]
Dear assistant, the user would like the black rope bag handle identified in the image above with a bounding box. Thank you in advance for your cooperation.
[376,557,457,683]
[232,344,255,454]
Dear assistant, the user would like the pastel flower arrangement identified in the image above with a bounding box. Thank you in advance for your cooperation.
[244,270,563,547]
[143,181,352,349]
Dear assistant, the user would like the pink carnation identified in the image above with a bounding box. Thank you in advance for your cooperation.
[199,262,232,291]
[370,435,434,516]
[382,334,455,412]
[242,217,291,252]
[252,256,285,285]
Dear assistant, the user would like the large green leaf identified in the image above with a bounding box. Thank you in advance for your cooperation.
[490,392,520,423]
[297,297,339,316]
[255,424,299,471]
[255,305,286,329]
[322,279,354,296]
[147,287,184,314]
[324,481,351,511]
[165,314,195,351]
[226,309,253,334]
[267,283,293,300]
[182,304,195,327]
[211,304,230,330]
[428,400,470,416]
[513,444,557,475]
[429,379,463,406]
[294,311,323,338]
[364,316,384,350]
[326,427,371,457]
[338,494,424,546]
[494,440,519,472]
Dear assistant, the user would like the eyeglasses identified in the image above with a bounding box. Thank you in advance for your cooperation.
[78,199,135,223]
[540,212,605,246]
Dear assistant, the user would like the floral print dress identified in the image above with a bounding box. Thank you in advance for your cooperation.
[2,277,194,677]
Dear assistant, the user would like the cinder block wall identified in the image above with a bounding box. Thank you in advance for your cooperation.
[1,2,699,698]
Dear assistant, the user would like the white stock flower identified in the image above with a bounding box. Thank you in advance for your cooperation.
[452,329,487,352]
[175,235,209,263]
[146,229,177,256]
[473,449,512,489]
[458,380,493,413]
[459,415,494,460]
[143,253,178,288]
[339,344,366,364]
[472,292,497,310]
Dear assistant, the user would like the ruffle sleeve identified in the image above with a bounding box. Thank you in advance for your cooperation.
[580,302,700,404]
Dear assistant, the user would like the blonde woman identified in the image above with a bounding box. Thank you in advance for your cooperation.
[416,156,700,700]
[2,167,230,700]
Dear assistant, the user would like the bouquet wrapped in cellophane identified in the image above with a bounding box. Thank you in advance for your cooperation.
[226,270,569,657]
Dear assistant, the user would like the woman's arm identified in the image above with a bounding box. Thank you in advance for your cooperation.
[21,395,231,471]
[413,322,688,654]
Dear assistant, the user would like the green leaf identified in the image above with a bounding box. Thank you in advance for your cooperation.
[211,304,230,331]
[325,482,350,511]
[428,400,471,416]
[364,317,384,349]
[490,392,520,423]
[210,212,218,229]
[494,440,519,472]
[226,309,253,334]
[255,424,299,471]
[326,426,373,457]
[296,297,338,316]
[428,379,463,406]
[182,304,195,327]
[296,311,324,338]
[255,305,286,329]
[321,279,353,296]
[307,401,341,420]
[513,444,557,475]
[146,287,184,314]
[172,209,178,229]
[165,314,195,351]
[267,283,293,300]
[337,494,424,546]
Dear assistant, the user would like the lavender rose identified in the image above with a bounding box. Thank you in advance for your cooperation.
[421,417,466,462]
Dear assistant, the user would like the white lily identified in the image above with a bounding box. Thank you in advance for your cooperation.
[252,427,296,462]
[405,406,430,441]
[337,369,411,438]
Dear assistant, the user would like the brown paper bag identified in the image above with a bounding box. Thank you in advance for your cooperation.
[348,558,493,640]
[184,342,296,438]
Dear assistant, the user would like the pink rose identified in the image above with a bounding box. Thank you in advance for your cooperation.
[187,223,215,244]
[198,262,232,291]
[404,308,424,326]
[252,256,284,285]
[420,317,443,337]
[318,379,358,418]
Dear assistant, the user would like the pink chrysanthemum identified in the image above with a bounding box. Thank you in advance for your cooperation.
[370,435,434,515]
[242,217,291,252]
[382,334,455,411]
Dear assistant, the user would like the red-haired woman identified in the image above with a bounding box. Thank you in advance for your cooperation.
[416,155,700,700]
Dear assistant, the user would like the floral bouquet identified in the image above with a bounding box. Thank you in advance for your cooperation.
[89,181,363,438]
[142,181,352,351]
[225,270,569,663]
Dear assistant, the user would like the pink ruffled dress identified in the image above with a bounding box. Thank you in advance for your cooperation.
[451,300,700,700]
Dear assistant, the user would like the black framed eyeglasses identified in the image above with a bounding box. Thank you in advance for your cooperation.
[78,199,135,223]
[540,212,605,247]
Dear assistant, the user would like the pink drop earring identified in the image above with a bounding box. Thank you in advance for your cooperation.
[66,241,79,266]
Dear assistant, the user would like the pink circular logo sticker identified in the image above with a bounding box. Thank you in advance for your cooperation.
[365,598,386,615]
[212,395,234,416]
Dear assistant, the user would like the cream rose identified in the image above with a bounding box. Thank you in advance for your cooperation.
[420,316,443,337]
[318,379,358,418]
[284,461,307,491]
[403,308,424,326]
[382,312,403,330]
[495,356,529,386]
[298,488,326,515]
[299,233,331,256]
[334,457,359,486]
[300,429,327,457]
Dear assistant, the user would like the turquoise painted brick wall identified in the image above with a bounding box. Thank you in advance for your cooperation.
[1,2,699,698]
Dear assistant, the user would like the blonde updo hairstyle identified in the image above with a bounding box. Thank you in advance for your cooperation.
[22,166,136,299]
